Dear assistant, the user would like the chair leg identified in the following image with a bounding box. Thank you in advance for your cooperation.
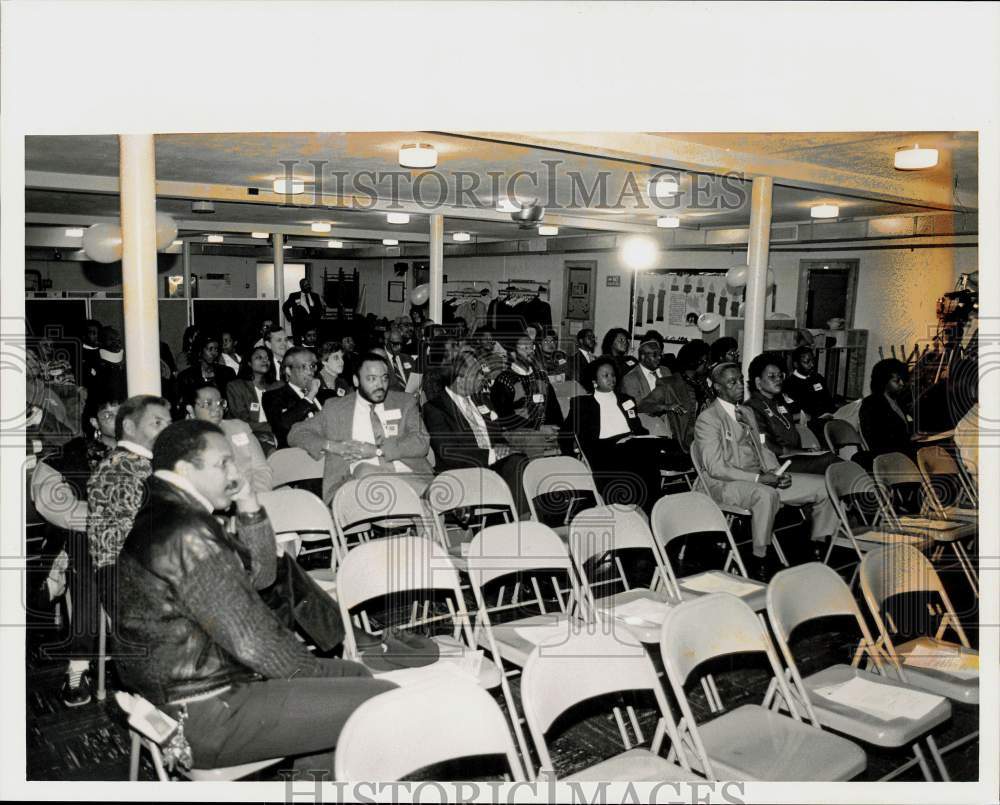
[952,542,979,598]
[129,733,141,781]
[96,609,107,702]
[912,740,935,781]
[771,535,789,567]
[926,734,951,782]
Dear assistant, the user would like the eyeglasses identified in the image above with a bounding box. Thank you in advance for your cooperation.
[195,399,227,410]
[97,410,117,420]
[762,371,784,381]
[291,362,317,371]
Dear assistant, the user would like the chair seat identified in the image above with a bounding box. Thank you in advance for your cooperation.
[797,664,951,747]
[943,506,977,524]
[694,704,866,781]
[896,517,976,543]
[564,748,694,782]
[307,567,337,596]
[675,570,768,613]
[186,757,282,781]
[841,528,928,550]
[431,635,503,689]
[719,503,752,517]
[478,613,572,667]
[592,588,677,644]
[892,638,979,704]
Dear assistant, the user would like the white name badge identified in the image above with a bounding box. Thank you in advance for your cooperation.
[383,408,402,421]
[489,411,498,421]
[532,393,545,403]
[813,383,823,391]
[558,358,566,365]
[249,402,260,412]
[336,387,346,396]
[626,410,636,419]
[231,432,250,447]
[777,405,788,414]
[477,405,491,415]
[622,399,636,411]
[403,363,412,370]
[384,423,399,437]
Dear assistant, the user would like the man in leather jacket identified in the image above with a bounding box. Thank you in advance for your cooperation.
[114,420,395,775]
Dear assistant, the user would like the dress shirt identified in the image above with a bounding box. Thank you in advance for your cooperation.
[221,353,242,374]
[153,470,215,513]
[117,439,153,460]
[594,390,630,439]
[446,387,496,465]
[252,384,267,423]
[349,395,409,473]
[641,365,660,391]
[288,382,322,413]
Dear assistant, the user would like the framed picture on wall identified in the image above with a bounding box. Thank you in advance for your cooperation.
[387,281,405,303]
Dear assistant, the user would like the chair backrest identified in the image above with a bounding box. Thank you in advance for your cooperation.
[767,562,869,645]
[795,423,822,450]
[917,445,975,510]
[522,455,602,520]
[825,461,882,532]
[258,487,334,535]
[332,475,440,547]
[824,418,864,457]
[466,521,576,590]
[334,675,525,781]
[267,447,325,488]
[425,468,516,520]
[687,441,710,492]
[650,491,730,550]
[521,627,687,774]
[873,451,923,487]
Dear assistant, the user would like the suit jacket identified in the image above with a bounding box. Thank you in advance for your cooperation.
[638,374,704,450]
[226,378,280,436]
[567,349,595,385]
[859,393,915,459]
[560,391,647,467]
[422,392,509,472]
[385,352,419,393]
[219,419,272,494]
[262,383,335,449]
[693,399,780,496]
[287,390,431,504]
[282,291,324,329]
[620,364,668,404]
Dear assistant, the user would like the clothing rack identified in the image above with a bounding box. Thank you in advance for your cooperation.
[443,279,493,300]
[499,279,550,297]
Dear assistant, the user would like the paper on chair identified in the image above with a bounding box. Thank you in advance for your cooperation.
[596,597,670,625]
[513,622,570,646]
[898,517,964,532]
[903,644,979,679]
[680,574,761,598]
[813,676,943,722]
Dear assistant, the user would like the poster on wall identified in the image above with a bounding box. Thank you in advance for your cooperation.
[631,269,736,344]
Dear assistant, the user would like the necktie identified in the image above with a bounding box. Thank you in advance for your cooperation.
[736,406,769,471]
[460,396,490,450]
[369,403,386,463]
[397,356,407,382]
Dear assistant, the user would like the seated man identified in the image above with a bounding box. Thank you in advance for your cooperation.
[782,345,837,442]
[263,347,335,448]
[114,420,395,776]
[638,339,711,450]
[288,352,432,505]
[384,326,420,394]
[694,363,839,582]
[620,335,670,405]
[422,353,531,517]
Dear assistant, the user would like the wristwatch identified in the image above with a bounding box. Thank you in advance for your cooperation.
[375,447,384,458]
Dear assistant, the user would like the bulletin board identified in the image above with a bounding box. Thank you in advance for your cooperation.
[629,269,735,344]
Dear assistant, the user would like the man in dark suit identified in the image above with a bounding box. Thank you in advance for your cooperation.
[262,347,335,448]
[620,337,669,404]
[282,278,324,343]
[567,328,597,385]
[384,327,419,394]
[422,354,530,516]
[288,353,432,504]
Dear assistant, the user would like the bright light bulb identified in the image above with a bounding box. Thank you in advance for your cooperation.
[810,204,839,219]
[386,212,410,225]
[251,231,269,239]
[538,225,559,236]
[496,198,520,213]
[273,178,305,194]
[894,145,939,170]
[453,232,471,242]
[620,235,659,270]
[311,222,332,233]
[648,176,680,198]
[398,143,437,169]
[383,239,399,246]
[327,240,343,248]
[657,216,680,228]
[206,234,224,243]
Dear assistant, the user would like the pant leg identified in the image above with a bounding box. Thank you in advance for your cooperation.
[786,452,842,476]
[779,472,839,541]
[716,481,780,558]
[39,528,101,661]
[491,453,531,517]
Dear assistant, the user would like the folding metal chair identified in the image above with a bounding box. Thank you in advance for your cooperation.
[659,593,867,781]
[551,380,585,420]
[522,455,604,539]
[258,487,339,560]
[767,563,953,781]
[332,475,444,554]
[824,418,867,461]
[266,447,325,489]
[334,675,526,782]
[425,468,517,568]
[521,627,695,781]
[917,445,978,520]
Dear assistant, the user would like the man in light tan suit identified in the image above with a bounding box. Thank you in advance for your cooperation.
[693,362,838,581]
[620,338,669,404]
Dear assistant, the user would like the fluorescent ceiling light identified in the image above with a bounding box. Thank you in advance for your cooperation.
[273,178,305,194]
[810,204,839,219]
[648,176,680,198]
[657,216,680,228]
[206,234,224,243]
[398,143,437,169]
[386,212,410,225]
[382,238,399,246]
[283,244,292,249]
[170,239,182,247]
[251,231,269,239]
[453,232,471,242]
[538,225,559,236]
[327,240,344,248]
[311,222,332,233]
[496,198,520,213]
[64,228,84,237]
[620,235,659,270]
[894,145,939,170]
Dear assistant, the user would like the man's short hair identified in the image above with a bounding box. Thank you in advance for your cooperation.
[355,352,390,372]
[710,337,739,364]
[709,361,740,386]
[792,345,814,363]
[640,330,664,350]
[576,328,594,344]
[184,381,222,409]
[115,394,170,441]
[445,353,480,388]
[265,326,286,342]
[282,346,316,369]
[152,420,224,472]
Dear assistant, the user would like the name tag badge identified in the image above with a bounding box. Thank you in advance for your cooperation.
[306,411,315,419]
[231,432,250,447]
[777,405,788,414]
[626,410,636,419]
[532,393,545,404]
[384,423,399,437]
[383,408,402,421]
[557,358,566,365]
[403,363,412,370]
[249,402,260,412]
[812,383,823,391]
[336,387,346,396]
[477,405,491,415]
[759,434,767,444]
[489,411,498,421]
[622,399,636,411]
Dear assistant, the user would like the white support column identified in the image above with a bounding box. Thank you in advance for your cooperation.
[743,176,773,383]
[182,240,192,325]
[273,233,285,330]
[429,213,444,323]
[118,134,161,396]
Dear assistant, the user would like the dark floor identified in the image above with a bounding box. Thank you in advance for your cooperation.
[25,520,980,783]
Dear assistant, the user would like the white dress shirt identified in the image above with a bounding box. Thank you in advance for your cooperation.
[349,394,408,473]
[594,391,630,439]
[640,365,660,392]
[221,352,241,373]
[446,387,496,465]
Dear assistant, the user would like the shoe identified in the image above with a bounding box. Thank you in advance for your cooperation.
[751,556,773,584]
[61,672,92,708]
[811,538,830,563]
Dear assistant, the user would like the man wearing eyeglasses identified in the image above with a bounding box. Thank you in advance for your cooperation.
[263,347,335,448]
[384,326,420,394]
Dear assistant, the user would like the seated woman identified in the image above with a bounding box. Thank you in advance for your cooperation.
[317,340,353,398]
[560,357,690,513]
[490,332,564,457]
[745,352,841,475]
[539,329,569,382]
[600,327,638,382]
[860,358,918,462]
[175,332,236,411]
[226,345,281,455]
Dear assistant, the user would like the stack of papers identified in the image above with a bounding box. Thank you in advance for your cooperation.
[512,621,570,646]
[680,573,761,598]
[813,676,943,722]
[904,644,979,679]
[596,597,670,626]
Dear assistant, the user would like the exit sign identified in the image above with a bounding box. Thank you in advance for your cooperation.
[606,275,621,287]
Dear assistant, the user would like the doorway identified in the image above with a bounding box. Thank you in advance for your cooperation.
[796,259,859,329]
[562,260,596,340]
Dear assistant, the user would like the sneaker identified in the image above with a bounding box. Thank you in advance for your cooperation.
[61,672,93,708]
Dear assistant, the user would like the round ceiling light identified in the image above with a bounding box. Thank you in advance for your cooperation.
[657,216,680,228]
[311,222,332,233]
[810,204,839,219]
[327,240,344,248]
[894,145,939,170]
[398,143,437,169]
[453,232,471,242]
[648,175,680,198]
[538,225,559,236]
[620,235,659,270]
[386,212,410,225]
[273,178,305,194]
[383,238,399,246]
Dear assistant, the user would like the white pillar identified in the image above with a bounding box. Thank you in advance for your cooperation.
[273,233,286,330]
[743,176,773,383]
[118,134,161,396]
[429,213,444,323]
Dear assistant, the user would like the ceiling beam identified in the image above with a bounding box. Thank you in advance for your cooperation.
[441,132,964,212]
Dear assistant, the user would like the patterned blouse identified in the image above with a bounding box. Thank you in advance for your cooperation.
[86,446,153,569]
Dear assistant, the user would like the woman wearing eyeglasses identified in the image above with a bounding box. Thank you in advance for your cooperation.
[175,333,237,414]
[186,382,272,494]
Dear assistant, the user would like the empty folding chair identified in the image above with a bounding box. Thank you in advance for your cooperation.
[659,593,867,781]
[872,452,977,596]
[521,627,695,781]
[859,545,979,705]
[824,419,867,461]
[551,380,585,420]
[258,487,339,560]
[425,468,517,567]
[568,505,681,644]
[767,563,953,781]
[332,475,444,554]
[335,675,525,782]
[917,445,978,521]
[116,691,281,781]
[267,447,325,490]
[825,462,927,586]
[796,422,823,451]
[650,492,768,613]
[522,455,604,539]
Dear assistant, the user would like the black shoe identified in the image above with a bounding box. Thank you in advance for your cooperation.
[811,538,830,563]
[61,672,92,708]
[751,556,773,584]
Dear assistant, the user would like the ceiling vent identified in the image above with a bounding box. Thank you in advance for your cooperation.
[192,201,215,214]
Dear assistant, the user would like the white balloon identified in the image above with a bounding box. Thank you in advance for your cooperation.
[725,265,747,289]
[411,283,430,306]
[769,312,793,320]
[155,213,178,251]
[83,223,123,263]
[697,312,722,333]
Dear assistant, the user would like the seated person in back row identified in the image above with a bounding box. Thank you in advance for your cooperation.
[638,339,712,450]
[263,347,336,448]
[620,335,670,405]
[781,345,837,443]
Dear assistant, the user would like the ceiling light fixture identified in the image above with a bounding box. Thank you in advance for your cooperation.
[383,238,399,246]
[273,178,305,194]
[64,228,84,237]
[251,231,269,239]
[620,235,660,270]
[311,222,332,233]
[171,239,182,247]
[283,244,292,250]
[327,240,344,248]
[538,225,559,236]
[894,144,939,170]
[810,204,839,219]
[657,216,680,228]
[398,143,437,169]
[206,234,224,243]
[648,176,680,198]
[496,198,520,213]
[453,232,471,242]
[386,212,410,225]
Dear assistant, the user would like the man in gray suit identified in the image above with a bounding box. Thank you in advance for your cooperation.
[620,337,669,403]
[693,362,838,581]
[287,353,432,504]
